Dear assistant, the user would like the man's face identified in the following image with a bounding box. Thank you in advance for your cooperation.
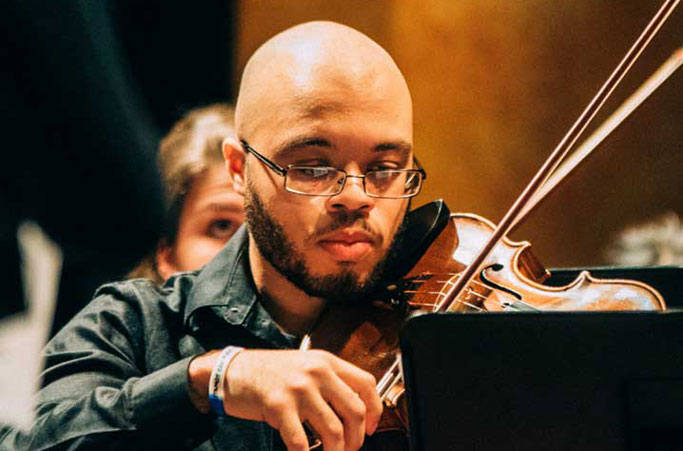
[243,72,413,301]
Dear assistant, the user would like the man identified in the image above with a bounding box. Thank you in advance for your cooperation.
[2,21,424,451]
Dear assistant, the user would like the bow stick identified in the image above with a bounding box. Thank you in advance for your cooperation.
[511,47,683,230]
[435,0,680,313]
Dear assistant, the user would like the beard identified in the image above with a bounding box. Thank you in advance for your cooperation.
[244,183,408,303]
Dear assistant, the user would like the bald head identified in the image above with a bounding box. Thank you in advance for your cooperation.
[235,21,412,142]
[224,22,417,308]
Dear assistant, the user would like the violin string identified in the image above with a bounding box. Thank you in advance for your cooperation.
[441,275,525,311]
[404,289,489,301]
[408,273,494,295]
[405,270,539,312]
[377,356,401,400]
[436,291,488,312]
[405,274,493,311]
[406,278,491,311]
[378,279,499,402]
[438,278,490,312]
[412,272,529,302]
[441,275,542,311]
[405,295,488,312]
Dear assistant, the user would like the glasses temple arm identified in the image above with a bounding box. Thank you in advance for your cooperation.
[240,140,287,176]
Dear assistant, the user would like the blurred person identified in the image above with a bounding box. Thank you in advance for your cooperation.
[128,104,245,284]
[605,212,683,266]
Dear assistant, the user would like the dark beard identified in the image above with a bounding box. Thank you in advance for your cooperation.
[245,184,408,303]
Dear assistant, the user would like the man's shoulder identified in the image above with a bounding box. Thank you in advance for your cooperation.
[90,271,201,317]
[48,272,204,352]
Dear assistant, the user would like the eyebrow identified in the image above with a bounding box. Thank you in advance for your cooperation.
[272,137,332,158]
[273,136,413,159]
[199,202,244,215]
[374,140,413,156]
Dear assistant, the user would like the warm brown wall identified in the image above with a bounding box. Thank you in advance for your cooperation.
[235,1,682,268]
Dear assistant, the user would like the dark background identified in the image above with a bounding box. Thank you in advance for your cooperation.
[0,0,237,333]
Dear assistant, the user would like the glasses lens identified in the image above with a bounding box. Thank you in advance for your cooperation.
[286,167,344,195]
[366,170,423,198]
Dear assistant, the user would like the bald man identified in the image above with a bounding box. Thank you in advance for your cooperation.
[3,22,425,451]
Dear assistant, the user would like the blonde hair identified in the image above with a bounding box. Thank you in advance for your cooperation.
[127,104,236,282]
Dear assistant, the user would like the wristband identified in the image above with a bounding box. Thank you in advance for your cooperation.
[208,346,244,417]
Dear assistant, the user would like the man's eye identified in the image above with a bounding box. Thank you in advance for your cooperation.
[298,167,334,179]
[368,164,400,172]
[207,219,235,239]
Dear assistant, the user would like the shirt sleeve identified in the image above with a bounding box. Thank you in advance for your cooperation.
[0,287,216,450]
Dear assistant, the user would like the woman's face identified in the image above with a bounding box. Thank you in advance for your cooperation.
[157,163,245,280]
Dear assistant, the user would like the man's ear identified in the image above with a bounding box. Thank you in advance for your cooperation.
[155,240,179,281]
[222,137,246,196]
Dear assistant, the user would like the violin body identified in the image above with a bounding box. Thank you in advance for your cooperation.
[419,212,666,312]
[305,200,666,449]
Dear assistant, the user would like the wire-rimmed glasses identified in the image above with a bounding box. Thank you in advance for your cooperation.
[241,140,426,199]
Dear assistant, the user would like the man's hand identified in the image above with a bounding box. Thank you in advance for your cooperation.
[188,349,383,451]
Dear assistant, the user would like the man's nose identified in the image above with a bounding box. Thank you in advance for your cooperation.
[325,175,374,214]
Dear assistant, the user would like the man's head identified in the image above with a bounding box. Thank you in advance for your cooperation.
[224,21,417,301]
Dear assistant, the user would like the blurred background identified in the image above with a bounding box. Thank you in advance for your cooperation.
[1,0,681,327]
[234,0,681,269]
[129,0,682,269]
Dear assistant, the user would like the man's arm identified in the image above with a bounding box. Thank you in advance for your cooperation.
[1,279,384,451]
[1,284,215,450]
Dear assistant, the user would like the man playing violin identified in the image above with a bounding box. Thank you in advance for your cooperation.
[2,21,424,451]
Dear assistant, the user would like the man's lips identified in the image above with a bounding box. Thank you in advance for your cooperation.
[317,231,376,261]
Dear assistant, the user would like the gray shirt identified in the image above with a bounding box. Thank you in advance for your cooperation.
[1,226,298,450]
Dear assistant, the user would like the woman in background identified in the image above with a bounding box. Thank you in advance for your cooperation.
[129,104,245,283]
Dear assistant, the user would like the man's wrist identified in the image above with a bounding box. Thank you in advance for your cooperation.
[187,350,221,414]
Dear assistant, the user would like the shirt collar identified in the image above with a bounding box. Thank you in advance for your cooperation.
[183,225,295,349]
[184,225,256,326]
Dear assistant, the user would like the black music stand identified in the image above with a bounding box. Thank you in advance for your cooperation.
[400,310,683,451]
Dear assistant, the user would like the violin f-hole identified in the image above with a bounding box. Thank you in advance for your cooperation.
[479,264,539,312]
[479,264,522,302]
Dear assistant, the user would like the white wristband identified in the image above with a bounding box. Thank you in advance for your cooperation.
[208,346,244,417]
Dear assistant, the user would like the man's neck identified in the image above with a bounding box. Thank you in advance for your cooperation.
[248,237,326,337]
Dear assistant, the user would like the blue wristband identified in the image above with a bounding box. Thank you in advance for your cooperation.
[209,393,226,417]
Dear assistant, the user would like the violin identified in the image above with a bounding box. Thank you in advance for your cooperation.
[304,200,666,450]
[302,0,679,448]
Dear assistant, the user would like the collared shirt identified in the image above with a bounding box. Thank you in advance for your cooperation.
[0,226,298,450]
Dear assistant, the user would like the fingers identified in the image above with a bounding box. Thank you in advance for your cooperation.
[224,349,383,451]
[302,392,345,451]
[277,409,309,451]
[267,387,347,451]
[325,354,384,435]
[318,372,368,451]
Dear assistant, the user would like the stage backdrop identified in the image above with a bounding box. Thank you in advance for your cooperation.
[234,0,682,268]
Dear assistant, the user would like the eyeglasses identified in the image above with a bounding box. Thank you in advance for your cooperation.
[241,140,426,199]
